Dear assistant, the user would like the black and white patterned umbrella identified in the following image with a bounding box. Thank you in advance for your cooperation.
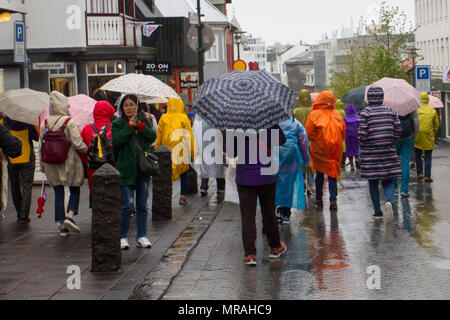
[192,70,295,130]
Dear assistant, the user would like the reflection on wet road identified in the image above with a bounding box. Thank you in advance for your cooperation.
[163,144,450,300]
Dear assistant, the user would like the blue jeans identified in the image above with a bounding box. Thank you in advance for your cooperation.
[306,172,314,186]
[415,148,433,177]
[369,179,394,213]
[180,172,188,196]
[54,186,80,223]
[120,175,150,239]
[394,138,414,193]
[315,171,337,202]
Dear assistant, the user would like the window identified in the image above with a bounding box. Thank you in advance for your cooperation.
[205,34,220,62]
[87,60,126,96]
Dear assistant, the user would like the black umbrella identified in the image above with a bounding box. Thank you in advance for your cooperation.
[342,86,365,106]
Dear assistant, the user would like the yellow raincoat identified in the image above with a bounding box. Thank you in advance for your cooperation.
[155,98,195,182]
[414,92,440,151]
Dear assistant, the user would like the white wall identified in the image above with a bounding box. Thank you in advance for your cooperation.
[415,0,450,75]
[26,0,87,49]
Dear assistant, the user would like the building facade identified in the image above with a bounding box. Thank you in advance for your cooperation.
[415,0,450,138]
[0,0,156,96]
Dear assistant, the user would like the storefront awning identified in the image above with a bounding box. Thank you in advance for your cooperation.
[0,0,27,14]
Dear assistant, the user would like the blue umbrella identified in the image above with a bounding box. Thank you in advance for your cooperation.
[193,70,295,130]
[342,86,366,106]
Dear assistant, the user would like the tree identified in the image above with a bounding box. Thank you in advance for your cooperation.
[330,1,415,98]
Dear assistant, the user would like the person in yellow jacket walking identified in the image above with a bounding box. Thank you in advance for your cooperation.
[155,98,195,205]
[414,92,440,182]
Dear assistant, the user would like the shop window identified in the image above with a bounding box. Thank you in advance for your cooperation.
[87,60,126,96]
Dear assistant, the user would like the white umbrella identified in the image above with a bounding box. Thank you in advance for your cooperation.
[140,96,168,104]
[0,88,49,125]
[100,73,180,99]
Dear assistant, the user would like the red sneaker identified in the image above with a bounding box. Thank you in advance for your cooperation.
[243,255,257,266]
[270,241,287,259]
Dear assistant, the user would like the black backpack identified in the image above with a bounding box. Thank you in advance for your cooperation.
[88,123,114,169]
[399,113,414,139]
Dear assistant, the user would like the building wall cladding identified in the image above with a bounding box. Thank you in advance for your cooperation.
[314,50,326,91]
[143,17,197,68]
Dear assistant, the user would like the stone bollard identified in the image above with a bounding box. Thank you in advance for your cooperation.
[152,144,172,220]
[91,163,121,272]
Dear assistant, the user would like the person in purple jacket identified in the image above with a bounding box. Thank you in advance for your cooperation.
[228,125,287,266]
[343,104,360,171]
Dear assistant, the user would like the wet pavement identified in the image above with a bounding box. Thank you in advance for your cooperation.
[1,142,450,300]
[161,142,450,300]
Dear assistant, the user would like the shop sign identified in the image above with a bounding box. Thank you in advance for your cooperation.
[180,72,199,88]
[141,61,172,75]
[32,62,65,70]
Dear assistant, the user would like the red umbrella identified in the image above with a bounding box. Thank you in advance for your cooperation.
[36,181,46,218]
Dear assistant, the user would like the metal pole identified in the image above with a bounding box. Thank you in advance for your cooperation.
[197,0,204,85]
[23,13,29,88]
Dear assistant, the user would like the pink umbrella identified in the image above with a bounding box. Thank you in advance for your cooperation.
[428,94,444,109]
[40,94,96,131]
[364,77,421,116]
[310,92,320,102]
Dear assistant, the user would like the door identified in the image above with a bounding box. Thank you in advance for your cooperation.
[50,77,76,97]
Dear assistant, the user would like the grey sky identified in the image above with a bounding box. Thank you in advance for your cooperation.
[228,0,415,45]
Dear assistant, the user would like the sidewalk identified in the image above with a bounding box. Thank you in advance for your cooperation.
[0,179,223,300]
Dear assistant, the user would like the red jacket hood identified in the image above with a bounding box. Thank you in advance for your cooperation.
[94,101,115,125]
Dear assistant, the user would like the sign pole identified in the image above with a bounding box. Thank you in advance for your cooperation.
[23,14,29,88]
[197,0,204,86]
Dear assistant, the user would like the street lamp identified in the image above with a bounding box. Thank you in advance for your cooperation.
[232,30,247,60]
[196,0,204,85]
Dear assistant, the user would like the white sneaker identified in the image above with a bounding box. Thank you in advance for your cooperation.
[136,236,152,248]
[385,202,393,223]
[120,238,130,250]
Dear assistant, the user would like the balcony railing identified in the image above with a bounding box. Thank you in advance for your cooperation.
[86,14,142,47]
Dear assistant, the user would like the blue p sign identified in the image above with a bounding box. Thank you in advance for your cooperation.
[416,67,430,80]
[15,23,24,42]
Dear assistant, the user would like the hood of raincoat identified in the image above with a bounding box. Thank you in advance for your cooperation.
[167,98,185,114]
[298,89,312,108]
[344,104,358,123]
[93,101,115,124]
[49,91,70,116]
[313,91,336,110]
[336,99,347,118]
[367,86,384,106]
[421,92,429,104]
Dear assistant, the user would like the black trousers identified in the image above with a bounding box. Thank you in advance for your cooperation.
[201,178,225,192]
[8,162,35,219]
[237,183,281,256]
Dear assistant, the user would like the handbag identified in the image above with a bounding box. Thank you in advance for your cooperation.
[134,137,159,176]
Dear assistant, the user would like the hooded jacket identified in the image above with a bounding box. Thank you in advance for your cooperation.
[4,118,38,164]
[111,96,156,186]
[81,101,116,192]
[39,91,88,187]
[414,92,440,150]
[358,87,402,180]
[293,89,313,126]
[305,91,346,178]
[155,98,195,182]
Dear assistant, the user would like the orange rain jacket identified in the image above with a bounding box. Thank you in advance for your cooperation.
[305,91,346,178]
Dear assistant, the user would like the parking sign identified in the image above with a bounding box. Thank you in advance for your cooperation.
[415,65,431,92]
[14,21,25,64]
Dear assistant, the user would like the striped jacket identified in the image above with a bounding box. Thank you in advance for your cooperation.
[358,105,402,180]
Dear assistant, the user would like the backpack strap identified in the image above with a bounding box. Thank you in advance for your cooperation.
[101,123,111,138]
[58,117,71,132]
[90,124,100,135]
